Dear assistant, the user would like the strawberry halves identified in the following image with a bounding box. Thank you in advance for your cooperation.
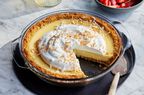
[104,0,109,6]
[116,0,126,4]
[111,0,117,5]
[120,1,135,8]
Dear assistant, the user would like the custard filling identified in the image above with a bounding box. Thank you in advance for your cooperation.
[37,24,113,71]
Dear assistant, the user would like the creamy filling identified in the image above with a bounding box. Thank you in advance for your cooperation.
[38,24,107,71]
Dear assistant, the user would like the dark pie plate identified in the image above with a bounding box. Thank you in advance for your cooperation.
[6,36,135,95]
[15,10,134,87]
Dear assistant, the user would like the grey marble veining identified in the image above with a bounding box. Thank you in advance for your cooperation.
[0,43,33,95]
[0,0,144,95]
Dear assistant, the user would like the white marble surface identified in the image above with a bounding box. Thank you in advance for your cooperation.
[0,0,144,95]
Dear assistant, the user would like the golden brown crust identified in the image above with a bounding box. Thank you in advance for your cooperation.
[28,61,86,79]
[22,12,122,79]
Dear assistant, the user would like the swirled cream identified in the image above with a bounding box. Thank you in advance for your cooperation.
[38,24,107,71]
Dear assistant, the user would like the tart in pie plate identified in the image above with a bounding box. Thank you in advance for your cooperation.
[21,12,122,79]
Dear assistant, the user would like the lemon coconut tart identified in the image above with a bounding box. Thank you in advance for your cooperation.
[22,12,122,79]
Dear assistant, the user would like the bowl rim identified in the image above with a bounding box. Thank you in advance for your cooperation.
[19,9,125,84]
[95,0,144,10]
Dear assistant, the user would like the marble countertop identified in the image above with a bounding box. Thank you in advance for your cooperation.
[0,0,144,95]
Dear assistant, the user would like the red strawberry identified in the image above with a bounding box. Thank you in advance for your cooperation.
[111,0,117,5]
[104,0,109,6]
[99,0,105,4]
[125,0,135,6]
[108,0,112,6]
[116,0,126,4]
[120,1,135,8]
[120,3,126,7]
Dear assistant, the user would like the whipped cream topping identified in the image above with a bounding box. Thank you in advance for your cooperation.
[38,24,107,71]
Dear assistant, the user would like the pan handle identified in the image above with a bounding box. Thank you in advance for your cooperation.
[11,36,28,69]
[111,20,132,52]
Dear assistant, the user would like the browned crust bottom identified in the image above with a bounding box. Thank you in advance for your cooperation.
[28,61,86,79]
[22,12,122,79]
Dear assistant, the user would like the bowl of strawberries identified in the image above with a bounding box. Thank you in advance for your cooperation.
[95,0,143,13]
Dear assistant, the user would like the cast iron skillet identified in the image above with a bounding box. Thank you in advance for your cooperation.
[16,10,131,86]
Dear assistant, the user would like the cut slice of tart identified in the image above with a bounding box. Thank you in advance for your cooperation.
[22,12,122,79]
